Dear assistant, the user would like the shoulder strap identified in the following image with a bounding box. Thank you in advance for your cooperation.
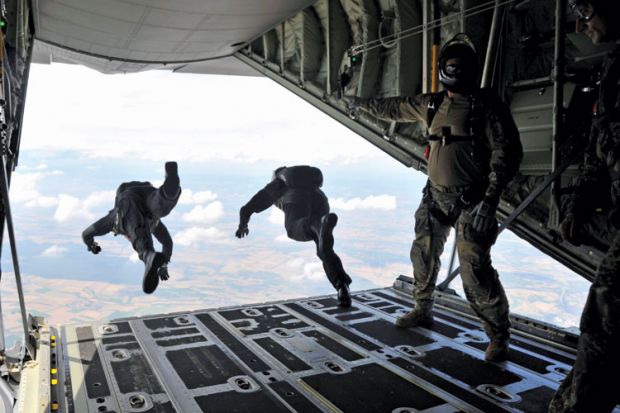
[426,92,445,135]
[469,89,492,137]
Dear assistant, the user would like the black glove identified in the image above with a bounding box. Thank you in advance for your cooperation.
[235,224,249,238]
[157,264,169,281]
[559,213,583,246]
[236,210,250,238]
[87,241,101,254]
[471,198,497,232]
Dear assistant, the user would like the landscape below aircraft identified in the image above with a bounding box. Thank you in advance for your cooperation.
[0,0,617,411]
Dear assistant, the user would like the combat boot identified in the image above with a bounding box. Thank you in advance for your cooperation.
[163,161,180,199]
[337,284,352,308]
[143,251,166,294]
[395,310,434,328]
[485,339,509,362]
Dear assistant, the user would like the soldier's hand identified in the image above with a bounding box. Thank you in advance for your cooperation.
[235,225,249,238]
[560,213,583,246]
[87,242,101,254]
[157,265,169,281]
[471,199,497,232]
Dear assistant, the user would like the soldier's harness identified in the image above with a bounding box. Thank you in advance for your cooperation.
[422,90,490,224]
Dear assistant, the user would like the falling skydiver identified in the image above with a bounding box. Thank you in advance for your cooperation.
[235,166,353,307]
[81,161,181,294]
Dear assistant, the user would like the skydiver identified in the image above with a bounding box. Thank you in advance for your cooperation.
[550,1,620,411]
[235,166,352,307]
[82,162,181,294]
[347,34,523,362]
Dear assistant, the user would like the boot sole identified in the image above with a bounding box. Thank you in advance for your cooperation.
[143,253,165,294]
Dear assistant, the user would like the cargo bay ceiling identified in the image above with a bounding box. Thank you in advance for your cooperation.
[31,0,315,73]
[8,0,606,283]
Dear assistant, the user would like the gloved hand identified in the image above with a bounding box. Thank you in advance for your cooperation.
[559,213,583,246]
[157,264,169,281]
[235,224,249,238]
[471,198,497,232]
[236,212,250,238]
[87,241,101,254]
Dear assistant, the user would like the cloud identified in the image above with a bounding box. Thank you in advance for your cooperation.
[41,245,68,257]
[179,189,218,205]
[275,234,292,243]
[129,252,140,263]
[182,201,224,223]
[285,258,325,282]
[54,195,95,222]
[174,226,228,246]
[82,190,116,209]
[21,65,382,165]
[51,190,115,223]
[331,195,397,211]
[10,172,59,208]
[268,208,284,225]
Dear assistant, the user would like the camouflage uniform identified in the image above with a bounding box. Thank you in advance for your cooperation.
[363,91,522,342]
[549,42,620,413]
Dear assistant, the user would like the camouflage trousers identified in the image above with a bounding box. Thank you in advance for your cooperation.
[548,231,620,413]
[410,185,510,341]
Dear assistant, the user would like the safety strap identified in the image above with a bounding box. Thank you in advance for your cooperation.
[426,89,489,138]
[426,92,445,135]
[428,134,473,146]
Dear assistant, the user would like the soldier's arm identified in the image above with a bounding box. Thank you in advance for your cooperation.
[82,210,115,252]
[484,101,523,204]
[359,94,430,123]
[153,221,173,262]
[239,179,287,226]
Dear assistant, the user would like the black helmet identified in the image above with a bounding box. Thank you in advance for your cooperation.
[438,34,479,94]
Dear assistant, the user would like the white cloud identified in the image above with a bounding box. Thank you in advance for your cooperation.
[331,195,397,211]
[54,194,95,222]
[83,190,116,209]
[285,258,325,282]
[174,226,228,246]
[10,172,58,208]
[21,64,381,165]
[41,245,68,257]
[268,208,284,225]
[178,189,218,205]
[182,201,224,223]
[275,234,292,243]
[129,252,140,263]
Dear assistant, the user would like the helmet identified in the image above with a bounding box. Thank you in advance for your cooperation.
[438,34,479,94]
[272,166,287,181]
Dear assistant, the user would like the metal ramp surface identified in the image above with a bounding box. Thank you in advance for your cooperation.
[56,285,581,413]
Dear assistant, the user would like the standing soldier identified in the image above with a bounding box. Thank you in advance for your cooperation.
[550,0,620,411]
[82,162,181,294]
[235,165,352,307]
[353,34,522,361]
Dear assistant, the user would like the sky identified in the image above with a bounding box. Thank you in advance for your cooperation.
[0,62,591,346]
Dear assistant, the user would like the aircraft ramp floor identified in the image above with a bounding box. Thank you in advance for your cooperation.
[56,281,584,413]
